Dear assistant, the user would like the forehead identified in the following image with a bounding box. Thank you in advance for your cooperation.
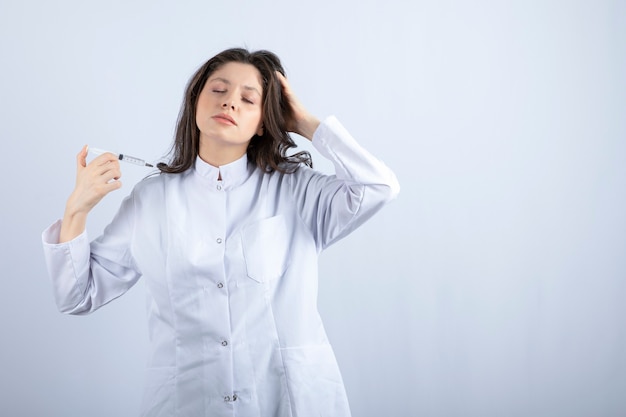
[209,62,263,91]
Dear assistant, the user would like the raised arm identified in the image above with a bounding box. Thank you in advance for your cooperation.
[277,72,400,250]
[42,146,139,315]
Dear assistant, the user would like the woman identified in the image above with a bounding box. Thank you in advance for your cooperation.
[42,48,399,417]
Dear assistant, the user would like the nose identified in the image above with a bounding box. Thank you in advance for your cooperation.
[222,99,236,110]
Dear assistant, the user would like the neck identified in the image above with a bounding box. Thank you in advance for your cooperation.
[198,140,247,168]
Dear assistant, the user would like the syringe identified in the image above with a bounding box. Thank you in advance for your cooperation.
[88,147,154,167]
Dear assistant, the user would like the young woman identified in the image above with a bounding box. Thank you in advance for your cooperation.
[42,48,399,417]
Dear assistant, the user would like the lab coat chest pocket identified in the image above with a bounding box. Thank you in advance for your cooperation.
[241,215,290,283]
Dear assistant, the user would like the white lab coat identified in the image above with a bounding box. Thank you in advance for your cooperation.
[42,116,399,417]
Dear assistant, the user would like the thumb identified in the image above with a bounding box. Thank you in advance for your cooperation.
[76,145,88,169]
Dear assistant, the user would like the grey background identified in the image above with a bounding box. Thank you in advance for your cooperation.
[1,0,625,416]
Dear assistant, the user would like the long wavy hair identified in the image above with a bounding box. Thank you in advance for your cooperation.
[157,48,312,174]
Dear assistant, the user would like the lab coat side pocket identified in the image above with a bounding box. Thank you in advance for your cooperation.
[140,366,176,417]
[241,215,290,283]
[280,345,351,417]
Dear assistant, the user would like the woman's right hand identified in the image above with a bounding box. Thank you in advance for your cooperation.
[59,145,122,243]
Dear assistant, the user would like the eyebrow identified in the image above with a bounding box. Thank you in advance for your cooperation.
[209,77,261,96]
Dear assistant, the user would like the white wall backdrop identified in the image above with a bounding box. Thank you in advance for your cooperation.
[1,0,625,416]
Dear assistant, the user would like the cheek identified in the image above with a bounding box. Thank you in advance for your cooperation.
[195,97,213,125]
[194,107,203,128]
[243,109,262,129]
[197,92,214,111]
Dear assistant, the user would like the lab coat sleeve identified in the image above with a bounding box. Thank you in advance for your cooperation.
[42,191,141,315]
[289,115,400,250]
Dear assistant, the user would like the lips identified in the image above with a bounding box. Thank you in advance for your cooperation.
[213,113,237,125]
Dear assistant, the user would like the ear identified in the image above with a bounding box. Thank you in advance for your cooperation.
[256,123,264,136]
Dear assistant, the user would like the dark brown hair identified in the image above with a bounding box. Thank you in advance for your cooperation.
[157,48,312,174]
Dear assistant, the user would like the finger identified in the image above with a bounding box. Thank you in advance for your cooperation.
[275,71,291,94]
[275,70,287,82]
[91,152,120,167]
[103,179,123,193]
[87,157,122,179]
[104,166,123,182]
[76,145,88,169]
[93,161,122,180]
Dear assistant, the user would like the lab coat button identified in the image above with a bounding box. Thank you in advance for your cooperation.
[233,394,238,401]
[216,238,223,244]
[224,395,231,402]
[221,340,228,346]
[217,282,224,289]
[217,184,222,191]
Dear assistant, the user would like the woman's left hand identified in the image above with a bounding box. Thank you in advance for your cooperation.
[276,71,320,141]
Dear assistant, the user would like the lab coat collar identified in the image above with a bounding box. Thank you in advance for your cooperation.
[193,153,251,189]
